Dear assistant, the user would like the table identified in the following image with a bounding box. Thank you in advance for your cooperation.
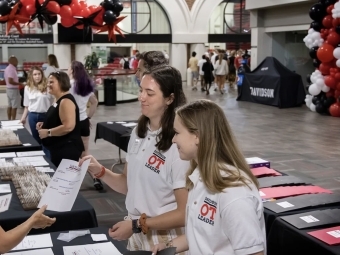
[267,218,340,255]
[0,156,98,235]
[0,128,41,153]
[95,121,136,166]
[50,227,127,254]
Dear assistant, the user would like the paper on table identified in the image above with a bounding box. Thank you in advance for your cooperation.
[122,122,137,127]
[38,159,90,212]
[1,126,24,130]
[116,121,126,124]
[63,242,121,255]
[0,184,11,193]
[0,152,17,158]
[11,234,53,251]
[1,120,22,126]
[4,248,54,255]
[91,234,108,241]
[35,167,55,173]
[23,143,31,146]
[0,193,12,212]
[16,151,45,157]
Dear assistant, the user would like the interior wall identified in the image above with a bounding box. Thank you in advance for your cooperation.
[8,47,47,64]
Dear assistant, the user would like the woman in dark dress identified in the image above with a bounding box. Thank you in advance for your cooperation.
[37,71,84,167]
[202,57,214,95]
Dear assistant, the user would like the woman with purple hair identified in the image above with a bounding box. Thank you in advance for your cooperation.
[68,61,102,190]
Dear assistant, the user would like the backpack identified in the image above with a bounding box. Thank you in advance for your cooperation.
[123,58,130,69]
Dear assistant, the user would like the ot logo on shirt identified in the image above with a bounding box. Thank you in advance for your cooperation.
[198,197,217,226]
[144,150,166,174]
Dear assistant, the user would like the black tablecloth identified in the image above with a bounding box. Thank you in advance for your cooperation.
[0,156,98,235]
[267,218,340,255]
[0,127,41,153]
[95,121,137,152]
[50,227,127,254]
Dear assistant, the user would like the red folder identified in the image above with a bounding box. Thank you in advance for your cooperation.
[251,167,282,177]
[308,226,340,245]
[259,186,332,199]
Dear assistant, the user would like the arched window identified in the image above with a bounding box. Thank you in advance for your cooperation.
[119,0,171,34]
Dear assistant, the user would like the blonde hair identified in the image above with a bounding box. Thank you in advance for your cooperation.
[48,54,59,68]
[176,99,259,193]
[218,53,223,65]
[27,66,47,93]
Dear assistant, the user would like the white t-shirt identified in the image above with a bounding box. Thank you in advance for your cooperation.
[44,65,59,78]
[126,126,190,219]
[23,86,54,113]
[119,58,129,68]
[69,79,93,121]
[186,167,266,255]
[198,59,206,76]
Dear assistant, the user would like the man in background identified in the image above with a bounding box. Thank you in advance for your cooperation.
[188,51,199,90]
[5,56,22,120]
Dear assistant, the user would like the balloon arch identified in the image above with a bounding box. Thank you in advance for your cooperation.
[0,0,125,42]
[304,0,340,117]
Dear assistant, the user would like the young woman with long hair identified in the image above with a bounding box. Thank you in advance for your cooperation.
[80,65,189,253]
[214,53,229,94]
[44,54,59,78]
[20,66,54,157]
[68,61,99,189]
[152,99,266,255]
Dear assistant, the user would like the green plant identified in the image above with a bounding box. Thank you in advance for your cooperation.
[84,52,99,71]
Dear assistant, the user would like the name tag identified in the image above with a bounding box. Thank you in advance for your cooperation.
[130,139,143,154]
[53,103,58,107]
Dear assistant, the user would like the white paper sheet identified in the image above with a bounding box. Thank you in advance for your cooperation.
[4,248,54,255]
[0,152,16,158]
[63,242,121,255]
[1,126,24,130]
[91,234,108,242]
[38,159,90,212]
[22,143,32,146]
[11,234,53,251]
[122,122,137,127]
[35,167,55,173]
[1,120,22,126]
[13,156,49,167]
[16,151,46,157]
[0,184,11,193]
[0,193,12,212]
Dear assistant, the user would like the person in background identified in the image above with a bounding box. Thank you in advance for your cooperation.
[44,54,59,78]
[18,68,28,108]
[79,65,189,253]
[132,53,141,87]
[68,61,101,190]
[135,51,169,82]
[197,55,206,92]
[152,99,266,255]
[38,72,84,167]
[214,53,229,94]
[120,55,130,70]
[20,67,53,158]
[188,51,199,91]
[5,56,23,120]
[0,205,56,254]
[227,50,237,89]
[202,57,214,95]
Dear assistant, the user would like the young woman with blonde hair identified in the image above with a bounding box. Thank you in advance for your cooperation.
[152,99,266,255]
[20,66,54,157]
[214,53,229,94]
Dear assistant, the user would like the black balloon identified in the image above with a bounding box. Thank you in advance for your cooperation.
[313,59,321,68]
[323,0,336,6]
[315,103,326,113]
[309,3,326,21]
[113,2,123,13]
[43,14,57,25]
[55,0,72,6]
[312,96,320,105]
[324,97,336,108]
[115,12,120,17]
[306,74,312,84]
[311,21,322,32]
[309,46,319,59]
[0,1,11,16]
[102,0,115,11]
[103,10,117,24]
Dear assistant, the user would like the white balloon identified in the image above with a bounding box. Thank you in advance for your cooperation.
[334,48,340,59]
[310,103,316,112]
[322,85,330,92]
[336,59,340,68]
[309,84,322,96]
[316,78,324,87]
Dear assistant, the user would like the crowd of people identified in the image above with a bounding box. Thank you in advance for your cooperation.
[1,50,266,255]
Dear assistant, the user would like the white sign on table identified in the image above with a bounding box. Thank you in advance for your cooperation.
[38,159,90,212]
[11,234,53,251]
[63,242,121,255]
[4,248,54,255]
[16,151,45,157]
[0,184,11,194]
[0,193,12,212]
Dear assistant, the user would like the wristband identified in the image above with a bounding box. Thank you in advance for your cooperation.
[138,213,149,235]
[132,219,142,233]
[94,165,106,178]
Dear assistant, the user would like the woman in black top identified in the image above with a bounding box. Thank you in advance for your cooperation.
[37,71,84,167]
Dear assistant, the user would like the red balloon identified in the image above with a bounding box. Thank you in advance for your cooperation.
[327,32,340,46]
[323,15,333,28]
[319,62,332,75]
[317,43,335,63]
[20,0,34,6]
[334,72,340,81]
[59,5,72,18]
[60,17,76,27]
[70,3,81,16]
[26,4,36,15]
[46,1,60,14]
[76,24,84,29]
[79,7,90,17]
[79,1,87,6]
[88,5,96,13]
[327,4,334,14]
[329,103,340,117]
[326,90,335,97]
[324,76,337,89]
[335,90,340,99]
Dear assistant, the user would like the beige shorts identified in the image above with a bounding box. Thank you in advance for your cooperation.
[127,228,186,254]
[6,88,20,108]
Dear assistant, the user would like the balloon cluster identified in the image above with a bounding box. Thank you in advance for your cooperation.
[0,0,125,42]
[304,0,340,117]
